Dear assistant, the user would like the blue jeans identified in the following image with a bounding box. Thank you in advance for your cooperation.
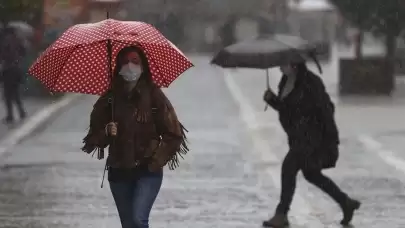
[109,168,163,228]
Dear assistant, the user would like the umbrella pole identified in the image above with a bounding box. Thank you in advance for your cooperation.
[100,38,113,189]
[100,11,113,189]
[105,10,114,121]
[107,39,114,121]
[264,69,270,111]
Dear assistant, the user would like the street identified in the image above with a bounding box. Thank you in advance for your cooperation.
[0,54,405,228]
[0,98,51,139]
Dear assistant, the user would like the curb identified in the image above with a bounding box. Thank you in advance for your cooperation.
[0,93,82,158]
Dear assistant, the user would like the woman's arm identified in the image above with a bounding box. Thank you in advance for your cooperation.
[264,90,283,111]
[150,87,188,170]
[81,95,112,157]
[263,76,288,111]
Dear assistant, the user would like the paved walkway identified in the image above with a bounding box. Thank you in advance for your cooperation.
[223,47,405,228]
[0,55,405,227]
[0,58,282,228]
[0,97,51,140]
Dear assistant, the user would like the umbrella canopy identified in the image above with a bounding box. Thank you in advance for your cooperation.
[5,21,34,38]
[211,34,323,72]
[28,19,193,95]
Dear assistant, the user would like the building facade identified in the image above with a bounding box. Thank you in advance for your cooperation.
[41,0,289,52]
[122,0,288,52]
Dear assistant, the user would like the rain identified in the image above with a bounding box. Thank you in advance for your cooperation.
[0,0,404,227]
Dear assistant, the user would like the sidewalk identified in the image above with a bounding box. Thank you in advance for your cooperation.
[1,56,405,227]
[0,59,286,228]
[0,99,280,228]
[220,51,405,227]
[0,98,53,140]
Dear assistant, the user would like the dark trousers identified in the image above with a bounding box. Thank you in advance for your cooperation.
[109,168,163,228]
[2,67,25,120]
[3,83,25,120]
[275,149,348,214]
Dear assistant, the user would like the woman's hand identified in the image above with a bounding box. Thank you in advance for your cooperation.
[106,122,118,136]
[263,89,275,103]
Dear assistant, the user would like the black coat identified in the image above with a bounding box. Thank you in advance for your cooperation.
[265,69,339,169]
[0,31,25,87]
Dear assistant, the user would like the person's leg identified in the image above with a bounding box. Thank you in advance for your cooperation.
[263,151,301,227]
[302,169,347,205]
[302,169,361,225]
[10,67,26,119]
[132,168,163,228]
[2,67,23,123]
[110,180,137,228]
[275,151,302,214]
[13,84,26,119]
[2,83,14,123]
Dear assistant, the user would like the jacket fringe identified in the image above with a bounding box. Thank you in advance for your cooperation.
[82,133,105,160]
[167,123,189,170]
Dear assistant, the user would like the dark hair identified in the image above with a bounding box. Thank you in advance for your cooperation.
[291,62,308,73]
[111,45,151,90]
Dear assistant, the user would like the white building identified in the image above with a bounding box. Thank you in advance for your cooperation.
[287,0,337,42]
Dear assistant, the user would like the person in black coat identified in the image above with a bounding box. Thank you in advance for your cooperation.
[262,62,360,227]
[0,27,27,124]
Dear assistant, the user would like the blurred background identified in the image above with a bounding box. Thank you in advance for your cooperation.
[2,0,405,97]
[1,1,405,227]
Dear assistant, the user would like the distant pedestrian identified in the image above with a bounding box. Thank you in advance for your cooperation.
[262,62,360,227]
[157,12,184,46]
[0,26,27,124]
[82,46,188,228]
[219,16,237,47]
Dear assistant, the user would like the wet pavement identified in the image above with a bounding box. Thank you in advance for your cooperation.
[0,98,51,140]
[0,54,405,227]
[224,45,405,228]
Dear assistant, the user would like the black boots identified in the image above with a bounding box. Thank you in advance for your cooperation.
[340,198,361,226]
[262,198,361,227]
[262,213,290,227]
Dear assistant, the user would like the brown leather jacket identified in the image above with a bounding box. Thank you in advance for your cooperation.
[82,79,188,170]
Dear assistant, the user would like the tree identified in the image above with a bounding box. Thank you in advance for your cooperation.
[330,0,405,75]
[0,0,42,26]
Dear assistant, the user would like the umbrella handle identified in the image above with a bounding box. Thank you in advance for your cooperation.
[264,69,270,111]
[309,51,323,74]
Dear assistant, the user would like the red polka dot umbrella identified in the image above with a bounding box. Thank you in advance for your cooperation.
[28,19,193,95]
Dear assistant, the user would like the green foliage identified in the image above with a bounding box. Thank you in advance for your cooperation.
[331,0,405,36]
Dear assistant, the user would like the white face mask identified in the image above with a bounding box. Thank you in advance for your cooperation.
[120,62,142,82]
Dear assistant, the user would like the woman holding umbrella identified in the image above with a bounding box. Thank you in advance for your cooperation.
[262,62,360,227]
[81,46,188,228]
[28,17,193,228]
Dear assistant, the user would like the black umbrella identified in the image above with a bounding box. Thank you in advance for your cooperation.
[211,34,323,72]
[211,34,324,110]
